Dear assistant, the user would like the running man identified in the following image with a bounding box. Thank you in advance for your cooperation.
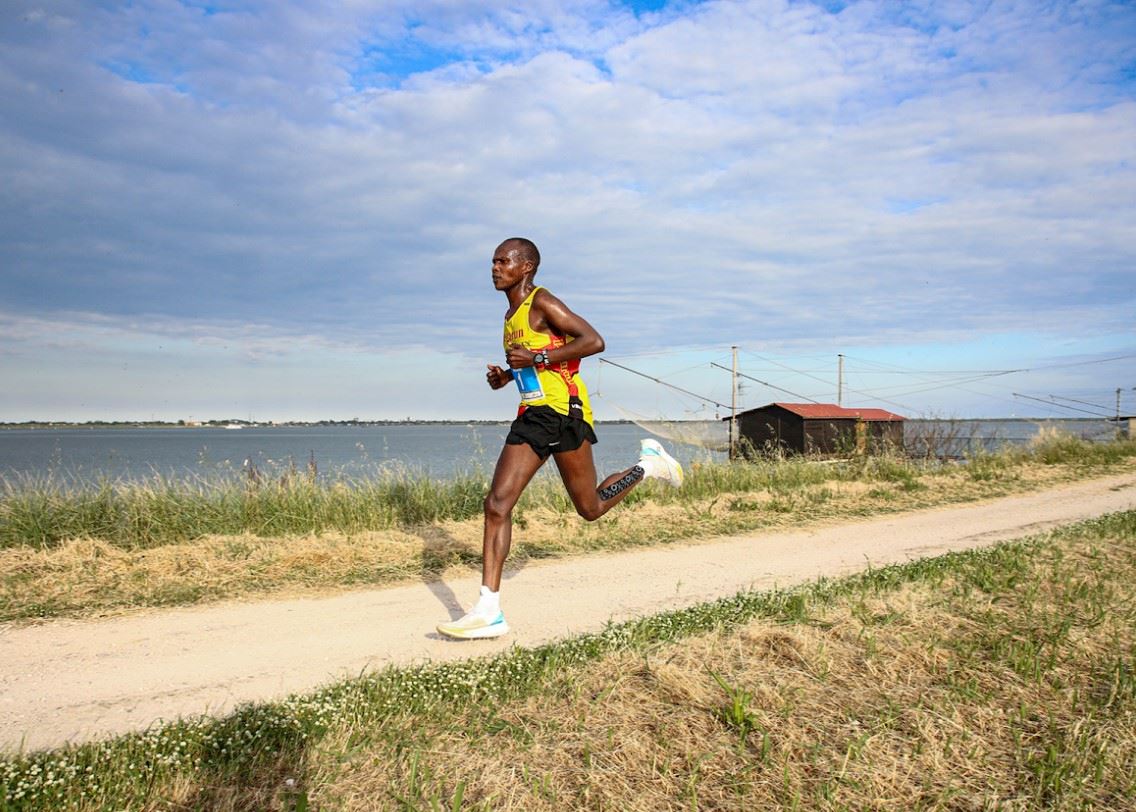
[437,237,684,640]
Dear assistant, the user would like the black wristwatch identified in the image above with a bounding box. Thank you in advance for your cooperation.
[532,351,548,369]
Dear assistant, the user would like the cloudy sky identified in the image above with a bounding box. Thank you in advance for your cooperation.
[2,0,1134,423]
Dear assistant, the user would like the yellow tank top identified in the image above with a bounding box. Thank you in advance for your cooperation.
[503,287,594,426]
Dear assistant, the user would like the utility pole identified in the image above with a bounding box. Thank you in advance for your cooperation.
[730,345,738,460]
[837,353,844,407]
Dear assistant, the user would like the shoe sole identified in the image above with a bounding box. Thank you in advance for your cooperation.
[436,620,510,640]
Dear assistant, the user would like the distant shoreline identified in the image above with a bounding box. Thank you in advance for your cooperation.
[0,417,1111,431]
[0,419,628,430]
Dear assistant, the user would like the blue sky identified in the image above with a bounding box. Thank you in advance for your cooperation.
[1,0,1134,422]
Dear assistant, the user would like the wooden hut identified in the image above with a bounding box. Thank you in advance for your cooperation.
[727,402,905,457]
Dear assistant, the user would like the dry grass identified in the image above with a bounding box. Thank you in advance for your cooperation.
[0,530,472,616]
[303,523,1136,811]
[2,458,1133,621]
[5,513,1133,810]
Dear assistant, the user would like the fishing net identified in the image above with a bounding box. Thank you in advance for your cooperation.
[610,404,731,451]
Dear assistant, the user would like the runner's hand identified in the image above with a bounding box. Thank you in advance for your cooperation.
[505,343,536,369]
[486,364,512,390]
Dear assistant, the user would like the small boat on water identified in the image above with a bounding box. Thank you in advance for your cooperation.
[224,423,243,430]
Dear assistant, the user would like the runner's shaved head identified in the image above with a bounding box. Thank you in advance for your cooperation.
[501,237,540,270]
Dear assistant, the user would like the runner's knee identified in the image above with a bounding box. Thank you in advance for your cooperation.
[574,497,603,522]
[484,491,512,522]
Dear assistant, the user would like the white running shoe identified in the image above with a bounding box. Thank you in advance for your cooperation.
[437,608,510,640]
[639,438,684,487]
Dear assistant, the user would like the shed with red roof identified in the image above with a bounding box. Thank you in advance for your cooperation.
[727,402,905,456]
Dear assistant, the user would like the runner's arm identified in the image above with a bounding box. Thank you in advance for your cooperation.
[504,290,604,369]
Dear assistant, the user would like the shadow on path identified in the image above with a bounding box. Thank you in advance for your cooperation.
[414,525,530,626]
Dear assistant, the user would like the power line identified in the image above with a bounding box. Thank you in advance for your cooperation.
[822,353,1029,412]
[709,363,819,403]
[742,350,834,389]
[600,348,1135,420]
[839,354,1026,376]
[1011,393,1113,418]
[859,370,1021,399]
[728,350,919,411]
[1046,394,1112,415]
[842,352,1136,376]
[735,350,921,411]
[1033,354,1136,371]
[598,358,730,410]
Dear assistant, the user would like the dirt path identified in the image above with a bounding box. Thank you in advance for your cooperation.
[2,472,1134,753]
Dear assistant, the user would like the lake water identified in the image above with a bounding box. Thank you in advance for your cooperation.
[0,418,1120,485]
[0,424,722,484]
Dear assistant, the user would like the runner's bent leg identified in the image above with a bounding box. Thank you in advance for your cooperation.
[553,440,644,522]
[482,441,545,591]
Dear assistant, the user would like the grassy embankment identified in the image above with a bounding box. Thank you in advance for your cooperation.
[2,508,1134,809]
[1,431,1135,621]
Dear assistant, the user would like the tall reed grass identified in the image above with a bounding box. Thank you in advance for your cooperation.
[0,468,493,550]
[2,432,1133,551]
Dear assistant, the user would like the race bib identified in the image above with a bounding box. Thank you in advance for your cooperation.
[513,366,544,402]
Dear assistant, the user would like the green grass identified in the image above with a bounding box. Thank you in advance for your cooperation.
[3,510,1134,810]
[0,432,1133,625]
[4,433,1133,552]
[0,469,492,550]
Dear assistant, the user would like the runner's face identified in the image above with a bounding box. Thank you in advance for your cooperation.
[491,243,532,290]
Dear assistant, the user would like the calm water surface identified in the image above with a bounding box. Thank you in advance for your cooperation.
[0,424,721,484]
[0,419,1118,484]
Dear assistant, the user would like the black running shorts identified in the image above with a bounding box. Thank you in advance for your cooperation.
[505,405,598,460]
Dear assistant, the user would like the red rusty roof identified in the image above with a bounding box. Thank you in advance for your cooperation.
[770,402,905,421]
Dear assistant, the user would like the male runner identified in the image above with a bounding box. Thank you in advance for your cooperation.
[437,237,684,639]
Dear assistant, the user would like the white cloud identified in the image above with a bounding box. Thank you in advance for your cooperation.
[0,0,1133,419]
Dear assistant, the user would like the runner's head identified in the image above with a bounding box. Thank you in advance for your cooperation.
[492,237,541,290]
[502,237,540,270]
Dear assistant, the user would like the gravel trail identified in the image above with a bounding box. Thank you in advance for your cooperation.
[2,472,1133,753]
